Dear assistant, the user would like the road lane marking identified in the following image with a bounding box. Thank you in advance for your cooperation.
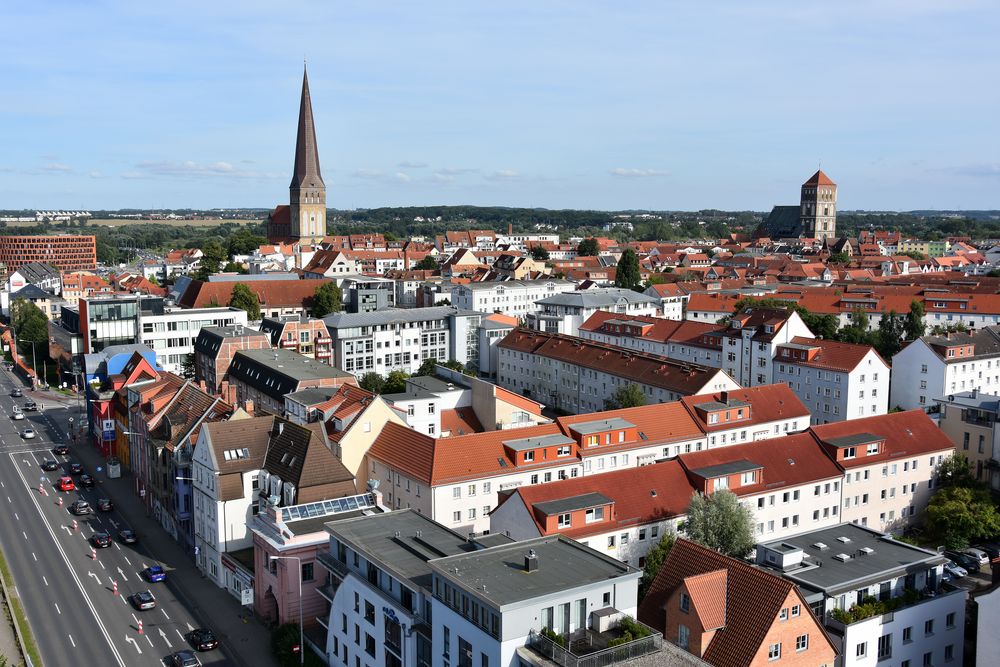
[162,608,170,620]
[114,542,121,551]
[117,567,128,581]
[119,594,126,605]
[175,629,185,642]
[125,635,142,654]
[14,512,18,520]
[186,622,194,631]
[54,602,61,614]
[31,552,36,561]
[21,531,26,540]
[159,627,172,647]
[42,576,48,586]
[145,635,153,648]
[99,560,105,570]
[123,555,131,566]
[131,613,138,625]
[87,571,101,585]
[68,634,75,647]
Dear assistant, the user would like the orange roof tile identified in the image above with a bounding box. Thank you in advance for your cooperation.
[680,385,809,433]
[439,407,484,436]
[683,570,728,631]
[810,410,953,468]
[803,169,836,186]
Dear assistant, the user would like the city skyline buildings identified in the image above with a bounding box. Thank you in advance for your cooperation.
[1,1,998,212]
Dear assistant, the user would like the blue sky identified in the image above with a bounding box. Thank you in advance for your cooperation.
[2,1,998,211]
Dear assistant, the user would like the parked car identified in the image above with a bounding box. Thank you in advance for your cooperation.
[143,565,166,583]
[944,561,967,579]
[962,547,991,565]
[69,500,91,515]
[130,590,156,611]
[10,388,22,398]
[944,550,980,573]
[187,628,219,651]
[975,543,1000,561]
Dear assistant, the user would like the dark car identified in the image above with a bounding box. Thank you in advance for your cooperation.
[170,650,201,667]
[79,474,95,488]
[944,550,981,573]
[91,531,112,548]
[69,462,83,475]
[53,444,69,455]
[69,500,91,515]
[10,388,22,398]
[130,590,156,611]
[188,628,219,652]
[96,498,113,512]
[143,565,166,583]
[41,459,59,471]
[118,529,137,544]
[23,400,37,411]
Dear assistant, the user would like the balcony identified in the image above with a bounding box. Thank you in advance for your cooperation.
[525,617,663,667]
[824,587,964,634]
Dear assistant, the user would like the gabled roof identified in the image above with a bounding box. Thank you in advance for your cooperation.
[639,539,834,667]
[810,410,954,468]
[777,336,884,372]
[264,420,355,502]
[178,278,333,309]
[803,169,836,186]
[680,385,809,433]
[556,402,702,449]
[683,570,728,631]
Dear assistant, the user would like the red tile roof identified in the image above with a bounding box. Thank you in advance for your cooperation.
[684,570,728,631]
[803,169,836,186]
[777,336,883,372]
[439,407,484,436]
[494,386,544,415]
[680,385,809,433]
[556,402,702,450]
[639,539,836,667]
[810,409,954,468]
[178,278,333,309]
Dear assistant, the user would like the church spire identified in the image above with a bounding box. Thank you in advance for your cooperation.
[290,64,324,189]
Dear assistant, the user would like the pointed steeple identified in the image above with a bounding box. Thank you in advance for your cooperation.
[290,64,324,189]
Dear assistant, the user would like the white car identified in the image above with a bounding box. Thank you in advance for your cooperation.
[12,410,24,420]
[962,548,990,566]
[944,561,967,579]
[21,428,36,439]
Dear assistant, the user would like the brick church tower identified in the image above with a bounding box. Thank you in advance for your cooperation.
[267,65,326,243]
[800,170,837,241]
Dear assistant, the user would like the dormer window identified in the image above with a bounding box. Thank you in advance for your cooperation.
[713,477,729,492]
[585,507,604,523]
[741,471,757,485]
[866,442,880,455]
[843,447,856,459]
[523,451,535,462]
[708,413,719,425]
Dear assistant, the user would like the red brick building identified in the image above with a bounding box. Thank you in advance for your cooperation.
[0,234,97,273]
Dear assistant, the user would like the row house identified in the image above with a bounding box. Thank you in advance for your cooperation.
[365,385,807,536]
[85,347,160,456]
[192,415,356,600]
[891,326,1000,411]
[193,324,272,395]
[639,539,837,667]
[259,315,333,361]
[302,249,363,277]
[177,278,335,321]
[491,430,843,567]
[226,348,356,416]
[60,271,111,301]
[525,287,659,336]
[497,328,738,414]
[451,279,576,320]
[935,390,1000,488]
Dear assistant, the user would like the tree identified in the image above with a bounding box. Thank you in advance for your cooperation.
[904,300,926,340]
[311,282,342,318]
[899,250,927,261]
[227,228,265,256]
[604,383,646,410]
[936,453,978,489]
[414,358,439,377]
[639,531,676,600]
[384,370,410,394]
[726,297,838,340]
[10,298,49,364]
[222,261,248,274]
[577,238,599,256]
[180,353,196,379]
[194,239,226,280]
[876,310,905,360]
[358,372,385,394]
[930,322,968,336]
[228,283,261,320]
[414,255,439,271]
[924,485,1000,549]
[530,245,550,261]
[615,248,642,291]
[827,251,851,264]
[683,490,756,559]
[271,622,324,667]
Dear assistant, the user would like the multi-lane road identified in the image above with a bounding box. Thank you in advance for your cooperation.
[0,369,229,666]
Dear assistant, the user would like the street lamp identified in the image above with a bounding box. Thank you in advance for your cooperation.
[269,554,304,667]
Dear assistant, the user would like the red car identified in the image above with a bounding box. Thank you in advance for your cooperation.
[58,476,75,492]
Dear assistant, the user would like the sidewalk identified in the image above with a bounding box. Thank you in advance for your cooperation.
[0,601,20,665]
[43,397,281,667]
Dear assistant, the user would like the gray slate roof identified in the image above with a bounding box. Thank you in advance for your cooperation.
[323,306,480,330]
[535,288,657,308]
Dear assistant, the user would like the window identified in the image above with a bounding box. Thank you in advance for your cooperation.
[468,484,476,496]
[680,592,690,612]
[945,644,954,662]
[607,535,616,548]
[903,626,912,643]
[923,652,932,666]
[856,642,868,658]
[878,633,892,660]
[790,604,800,618]
[796,634,808,652]
[779,608,788,621]
[925,619,934,636]
[453,487,461,499]
[585,507,604,523]
[678,624,689,650]
[524,451,534,462]
[301,562,314,582]
[768,643,781,661]
[452,511,461,523]
[946,612,955,628]
[364,601,375,624]
[468,508,476,520]
[557,513,571,527]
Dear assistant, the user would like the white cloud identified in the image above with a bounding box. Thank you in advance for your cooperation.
[133,160,277,179]
[89,171,103,178]
[397,161,428,169]
[352,168,384,179]
[432,173,455,183]
[394,172,411,182]
[41,163,73,173]
[610,167,669,178]
[436,167,479,175]
[486,169,520,181]
[946,163,1000,178]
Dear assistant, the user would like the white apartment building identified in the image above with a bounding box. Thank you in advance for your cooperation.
[323,306,485,377]
[495,232,560,250]
[811,411,954,535]
[578,307,815,388]
[891,327,1000,411]
[525,288,659,336]
[141,305,248,374]
[451,279,576,320]
[497,328,738,414]
[758,523,966,667]
[773,338,889,424]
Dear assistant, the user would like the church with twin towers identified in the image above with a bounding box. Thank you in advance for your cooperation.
[266,66,327,243]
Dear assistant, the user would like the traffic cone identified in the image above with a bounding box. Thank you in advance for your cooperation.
[138,620,143,635]
[72,520,78,531]
[112,581,117,595]
[57,497,62,507]
[91,547,96,560]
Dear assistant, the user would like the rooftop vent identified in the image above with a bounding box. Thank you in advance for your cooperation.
[524,549,539,573]
[859,547,874,555]
[650,490,657,497]
[812,542,828,551]
[833,553,852,563]
[836,536,851,544]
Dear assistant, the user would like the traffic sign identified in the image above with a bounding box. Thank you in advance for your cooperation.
[241,588,253,606]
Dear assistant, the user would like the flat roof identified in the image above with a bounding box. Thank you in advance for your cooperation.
[430,535,637,608]
[502,433,575,451]
[234,348,353,380]
[285,387,339,406]
[696,399,751,411]
[822,432,883,448]
[533,492,613,517]
[760,523,947,595]
[690,459,761,478]
[566,417,636,435]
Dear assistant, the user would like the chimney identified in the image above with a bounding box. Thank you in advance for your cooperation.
[508,222,513,236]
[243,398,254,414]
[972,388,978,399]
[720,390,729,405]
[524,549,538,573]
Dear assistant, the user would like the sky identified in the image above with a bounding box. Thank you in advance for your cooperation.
[2,1,999,212]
